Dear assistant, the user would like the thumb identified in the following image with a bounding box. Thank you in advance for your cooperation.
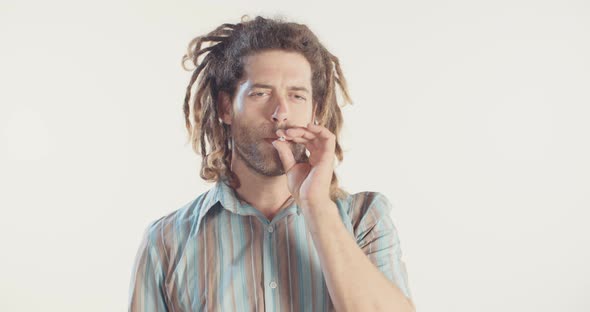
[271,139,296,173]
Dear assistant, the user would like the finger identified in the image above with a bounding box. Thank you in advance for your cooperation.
[305,123,334,140]
[288,137,311,144]
[285,127,318,140]
[273,132,310,146]
[271,139,296,172]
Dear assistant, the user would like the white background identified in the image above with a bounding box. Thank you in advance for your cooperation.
[1,0,588,311]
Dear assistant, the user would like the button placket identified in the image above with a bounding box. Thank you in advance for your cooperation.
[262,222,279,309]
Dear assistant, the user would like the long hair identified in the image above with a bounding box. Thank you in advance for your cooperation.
[181,15,353,202]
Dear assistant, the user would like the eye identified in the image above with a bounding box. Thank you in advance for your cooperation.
[250,92,267,97]
[294,95,306,101]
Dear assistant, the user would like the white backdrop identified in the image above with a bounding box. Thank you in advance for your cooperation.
[1,0,588,311]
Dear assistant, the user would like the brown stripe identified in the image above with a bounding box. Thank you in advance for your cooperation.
[289,215,301,312]
[129,227,149,311]
[204,209,221,310]
[352,192,377,233]
[197,215,207,309]
[154,221,170,311]
[183,216,195,310]
[250,217,265,311]
[226,212,237,311]
[305,221,317,310]
[210,209,223,310]
[241,216,256,310]
[164,215,194,311]
[276,215,292,311]
[240,217,258,311]
[162,232,180,310]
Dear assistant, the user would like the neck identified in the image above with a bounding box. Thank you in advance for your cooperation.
[229,150,293,221]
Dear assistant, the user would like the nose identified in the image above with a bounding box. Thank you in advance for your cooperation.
[271,94,289,123]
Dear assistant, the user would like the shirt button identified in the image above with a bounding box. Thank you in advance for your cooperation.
[267,226,274,233]
[269,281,277,289]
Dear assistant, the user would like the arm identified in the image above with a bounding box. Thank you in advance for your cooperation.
[270,123,414,311]
[301,196,415,312]
[128,220,169,312]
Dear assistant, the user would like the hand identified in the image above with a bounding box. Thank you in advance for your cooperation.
[271,122,335,208]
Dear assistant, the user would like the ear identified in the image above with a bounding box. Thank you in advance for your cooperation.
[218,91,233,125]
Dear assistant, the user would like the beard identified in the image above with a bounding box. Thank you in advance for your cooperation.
[231,120,308,177]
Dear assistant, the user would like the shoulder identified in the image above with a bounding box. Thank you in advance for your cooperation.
[336,190,395,233]
[146,196,200,236]
[140,189,215,257]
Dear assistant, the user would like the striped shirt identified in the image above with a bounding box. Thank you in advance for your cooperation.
[128,178,412,311]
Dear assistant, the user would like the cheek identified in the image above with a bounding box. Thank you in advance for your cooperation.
[238,97,265,114]
[309,103,314,119]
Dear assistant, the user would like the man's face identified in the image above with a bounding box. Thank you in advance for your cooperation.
[220,49,314,176]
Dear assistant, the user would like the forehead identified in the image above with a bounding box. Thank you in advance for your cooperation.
[242,50,312,84]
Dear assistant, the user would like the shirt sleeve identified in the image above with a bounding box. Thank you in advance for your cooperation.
[128,219,169,312]
[353,192,413,300]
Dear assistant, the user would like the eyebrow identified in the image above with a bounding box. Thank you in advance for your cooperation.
[250,83,310,94]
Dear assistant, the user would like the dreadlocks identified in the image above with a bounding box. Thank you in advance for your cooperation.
[181,14,353,202]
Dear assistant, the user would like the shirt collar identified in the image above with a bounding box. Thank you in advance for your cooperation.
[196,178,298,231]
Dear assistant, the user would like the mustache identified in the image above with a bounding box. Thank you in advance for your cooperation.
[262,125,294,138]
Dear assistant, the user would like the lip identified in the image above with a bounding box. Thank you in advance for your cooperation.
[263,138,276,143]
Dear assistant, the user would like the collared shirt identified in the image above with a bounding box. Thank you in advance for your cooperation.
[128,178,412,311]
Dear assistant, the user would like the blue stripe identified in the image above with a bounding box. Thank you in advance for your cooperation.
[295,216,312,310]
[285,217,294,312]
[229,213,245,310]
[249,217,258,311]
[128,181,413,311]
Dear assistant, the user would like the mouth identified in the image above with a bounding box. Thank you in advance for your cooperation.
[263,138,276,144]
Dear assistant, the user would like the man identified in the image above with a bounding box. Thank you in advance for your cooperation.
[129,15,415,312]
